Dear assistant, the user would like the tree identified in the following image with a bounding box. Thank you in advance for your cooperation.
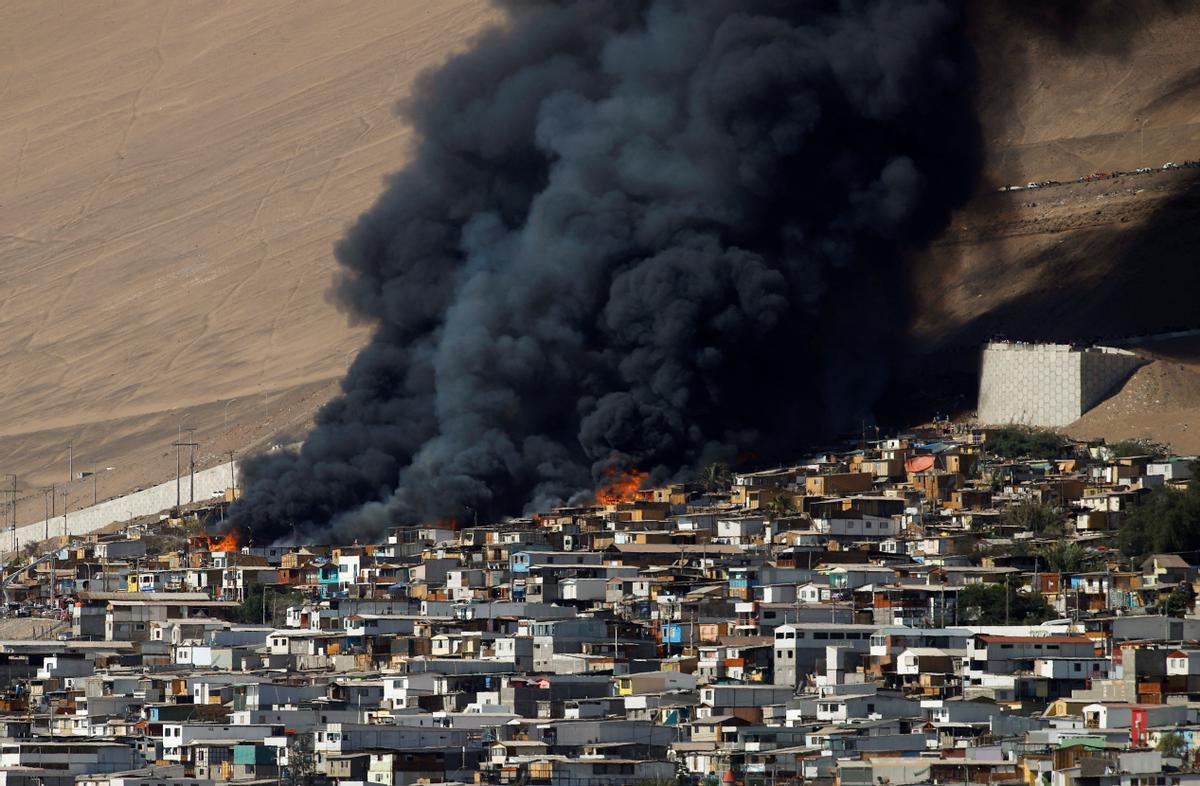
[1118,479,1200,558]
[1158,730,1188,759]
[699,462,732,493]
[236,586,305,625]
[1164,584,1196,618]
[986,427,1068,460]
[762,494,796,519]
[1039,539,1088,573]
[1001,501,1061,535]
[1108,439,1167,460]
[958,581,1053,625]
[283,731,317,786]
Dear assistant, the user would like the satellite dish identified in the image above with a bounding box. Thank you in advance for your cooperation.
[906,456,935,473]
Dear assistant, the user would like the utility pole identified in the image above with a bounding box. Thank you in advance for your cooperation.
[92,465,98,506]
[171,427,198,510]
[227,451,237,498]
[43,488,51,542]
[186,428,197,504]
[174,426,181,510]
[4,475,15,556]
[67,441,73,485]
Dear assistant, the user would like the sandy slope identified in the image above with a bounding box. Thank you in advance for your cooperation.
[969,1,1200,187]
[0,0,498,515]
[0,0,1197,519]
[1067,356,1200,456]
[908,2,1200,447]
[1066,338,1200,456]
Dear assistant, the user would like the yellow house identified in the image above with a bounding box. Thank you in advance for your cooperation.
[1043,697,1090,718]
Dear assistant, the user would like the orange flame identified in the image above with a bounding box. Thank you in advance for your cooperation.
[595,467,649,506]
[208,528,243,551]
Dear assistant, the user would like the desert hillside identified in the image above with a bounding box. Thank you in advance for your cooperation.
[1066,337,1200,455]
[908,1,1200,449]
[0,0,497,520]
[1,0,1198,524]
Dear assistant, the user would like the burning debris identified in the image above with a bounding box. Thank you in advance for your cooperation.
[192,528,243,553]
[232,0,980,542]
[595,468,650,507]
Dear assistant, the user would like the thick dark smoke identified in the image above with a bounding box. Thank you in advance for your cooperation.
[232,0,980,542]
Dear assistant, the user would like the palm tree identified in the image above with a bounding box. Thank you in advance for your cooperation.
[763,494,796,519]
[700,462,732,493]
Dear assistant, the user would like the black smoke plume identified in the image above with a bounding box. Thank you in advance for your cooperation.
[232,0,980,542]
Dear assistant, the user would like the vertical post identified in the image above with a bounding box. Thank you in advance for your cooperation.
[93,465,98,506]
[68,441,73,485]
[7,475,15,556]
[175,425,182,510]
[187,428,197,504]
[44,489,50,542]
[228,451,237,497]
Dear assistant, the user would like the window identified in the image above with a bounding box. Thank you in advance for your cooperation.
[1074,663,1081,672]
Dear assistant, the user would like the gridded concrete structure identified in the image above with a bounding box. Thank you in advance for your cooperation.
[977,342,1145,427]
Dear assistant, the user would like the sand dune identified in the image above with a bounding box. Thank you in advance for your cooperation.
[1,0,1197,520]
[0,0,497,511]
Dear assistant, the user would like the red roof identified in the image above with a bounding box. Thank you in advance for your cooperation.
[977,635,1092,644]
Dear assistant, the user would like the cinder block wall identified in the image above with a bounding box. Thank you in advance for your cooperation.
[978,343,1081,427]
[1080,347,1145,413]
[977,342,1142,427]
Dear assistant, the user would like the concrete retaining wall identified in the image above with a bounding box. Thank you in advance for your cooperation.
[977,342,1143,427]
[13,462,240,551]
